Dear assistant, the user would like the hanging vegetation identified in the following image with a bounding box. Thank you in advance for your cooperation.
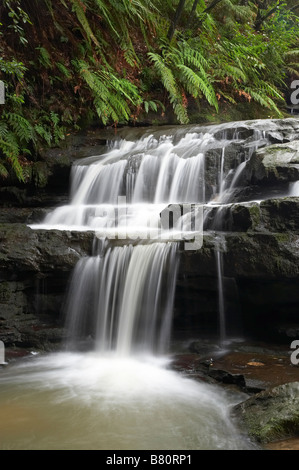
[0,0,299,180]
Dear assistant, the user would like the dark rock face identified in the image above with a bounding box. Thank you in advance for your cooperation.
[0,225,93,349]
[0,129,114,210]
[175,195,299,340]
[233,382,299,443]
[175,227,299,341]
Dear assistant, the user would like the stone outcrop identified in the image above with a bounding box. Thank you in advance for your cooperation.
[243,140,299,186]
[233,382,299,443]
[0,224,93,349]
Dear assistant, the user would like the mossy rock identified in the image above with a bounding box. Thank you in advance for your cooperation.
[233,382,299,443]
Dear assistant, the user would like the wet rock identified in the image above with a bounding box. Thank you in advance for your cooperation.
[0,224,93,275]
[176,230,299,339]
[243,140,299,186]
[206,367,246,387]
[0,225,94,348]
[233,382,299,443]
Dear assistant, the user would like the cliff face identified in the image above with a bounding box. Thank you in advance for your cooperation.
[1,118,299,351]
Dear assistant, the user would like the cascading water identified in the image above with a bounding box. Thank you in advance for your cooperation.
[64,241,179,356]
[2,121,278,450]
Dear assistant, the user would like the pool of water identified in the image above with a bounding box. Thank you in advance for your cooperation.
[0,352,256,450]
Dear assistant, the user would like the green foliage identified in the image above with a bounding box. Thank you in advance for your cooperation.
[73,59,142,125]
[149,40,218,123]
[0,0,299,180]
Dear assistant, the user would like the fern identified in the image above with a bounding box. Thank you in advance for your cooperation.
[148,51,189,124]
[36,46,52,68]
[243,86,283,117]
[5,113,33,144]
[74,59,142,125]
[177,64,218,109]
[34,125,52,146]
[70,0,100,47]
[56,62,72,78]
[0,134,24,182]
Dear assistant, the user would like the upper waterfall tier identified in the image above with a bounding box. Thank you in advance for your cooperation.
[37,119,287,232]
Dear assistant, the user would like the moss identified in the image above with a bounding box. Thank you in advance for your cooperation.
[273,233,290,243]
[248,204,261,230]
[32,161,49,188]
[234,383,299,444]
[252,416,299,443]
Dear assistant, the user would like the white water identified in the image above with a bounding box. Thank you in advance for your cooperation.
[289,181,299,196]
[3,122,276,450]
[64,242,179,356]
[0,352,254,450]
[33,125,266,234]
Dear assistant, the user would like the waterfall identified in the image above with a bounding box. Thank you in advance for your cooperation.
[65,241,179,356]
[289,181,299,196]
[33,121,276,350]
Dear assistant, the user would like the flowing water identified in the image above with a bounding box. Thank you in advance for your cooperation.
[2,121,281,450]
[0,352,254,450]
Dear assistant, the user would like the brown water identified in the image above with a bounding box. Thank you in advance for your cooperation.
[0,352,255,450]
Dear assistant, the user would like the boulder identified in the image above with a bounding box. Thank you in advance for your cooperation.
[243,140,299,186]
[233,382,299,443]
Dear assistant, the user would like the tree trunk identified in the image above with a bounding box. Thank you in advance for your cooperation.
[167,0,187,41]
[186,0,199,29]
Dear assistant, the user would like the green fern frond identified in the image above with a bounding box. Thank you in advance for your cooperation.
[36,46,52,68]
[148,51,188,123]
[224,64,247,83]
[148,52,179,100]
[218,90,237,104]
[0,136,24,181]
[5,113,33,144]
[179,43,208,70]
[177,64,218,109]
[56,62,72,78]
[0,161,9,178]
[0,122,9,139]
[243,87,283,117]
[70,0,100,47]
[34,124,52,146]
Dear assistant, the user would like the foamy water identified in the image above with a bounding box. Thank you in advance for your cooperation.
[0,352,254,450]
